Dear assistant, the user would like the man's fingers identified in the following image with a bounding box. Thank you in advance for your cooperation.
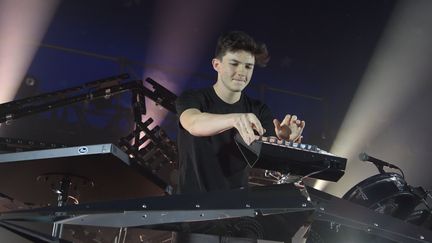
[239,131,252,145]
[251,120,264,136]
[238,123,253,145]
[290,123,305,142]
[290,115,298,124]
[281,114,291,125]
[293,135,303,143]
[234,113,263,145]
[283,114,303,128]
[273,119,282,138]
[234,113,264,144]
[248,114,264,135]
[273,119,281,130]
[277,125,291,139]
[252,123,264,136]
[242,115,257,143]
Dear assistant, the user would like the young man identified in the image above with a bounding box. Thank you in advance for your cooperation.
[176,31,305,194]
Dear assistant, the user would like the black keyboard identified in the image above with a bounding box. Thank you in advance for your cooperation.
[234,134,347,182]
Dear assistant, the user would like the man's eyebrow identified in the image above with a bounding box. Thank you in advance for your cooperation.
[228,59,255,65]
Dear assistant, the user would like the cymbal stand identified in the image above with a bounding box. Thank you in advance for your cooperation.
[51,176,70,238]
[37,173,94,238]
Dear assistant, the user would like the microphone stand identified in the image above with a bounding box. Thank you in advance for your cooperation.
[360,152,405,178]
[374,163,386,175]
[374,162,405,179]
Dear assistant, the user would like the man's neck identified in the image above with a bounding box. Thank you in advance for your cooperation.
[213,83,241,104]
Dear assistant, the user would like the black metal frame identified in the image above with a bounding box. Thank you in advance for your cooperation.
[0,74,178,241]
[1,184,432,243]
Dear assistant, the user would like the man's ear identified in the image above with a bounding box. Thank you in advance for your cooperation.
[212,58,221,72]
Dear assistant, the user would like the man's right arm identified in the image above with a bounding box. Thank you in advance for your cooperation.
[179,108,264,145]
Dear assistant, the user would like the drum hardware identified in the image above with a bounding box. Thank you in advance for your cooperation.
[262,170,315,203]
[36,173,94,238]
[264,170,297,184]
[405,187,432,229]
[0,143,168,241]
[343,173,421,220]
[0,74,178,194]
[36,173,95,207]
[410,186,431,207]
[338,172,432,242]
[290,165,333,203]
[309,176,432,243]
[353,153,426,224]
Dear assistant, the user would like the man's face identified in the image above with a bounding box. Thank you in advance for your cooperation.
[213,50,255,93]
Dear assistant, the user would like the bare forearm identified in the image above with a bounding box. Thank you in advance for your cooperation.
[182,110,237,136]
[180,108,265,144]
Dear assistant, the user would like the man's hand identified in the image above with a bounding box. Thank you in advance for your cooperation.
[233,113,264,145]
[273,114,305,142]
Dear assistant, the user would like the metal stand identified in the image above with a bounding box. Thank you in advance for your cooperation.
[51,177,70,238]
[115,227,128,243]
[0,74,179,241]
[37,173,94,238]
[118,80,177,195]
[0,74,178,194]
[264,170,314,242]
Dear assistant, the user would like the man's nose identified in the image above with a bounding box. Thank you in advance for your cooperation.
[236,65,247,75]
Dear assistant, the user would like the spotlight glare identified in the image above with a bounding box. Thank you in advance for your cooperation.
[0,0,59,104]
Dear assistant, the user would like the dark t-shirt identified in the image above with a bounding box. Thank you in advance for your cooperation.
[175,87,275,194]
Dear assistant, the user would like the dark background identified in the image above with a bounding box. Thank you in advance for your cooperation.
[3,0,395,148]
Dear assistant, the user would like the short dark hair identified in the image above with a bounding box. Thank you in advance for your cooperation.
[214,31,270,67]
